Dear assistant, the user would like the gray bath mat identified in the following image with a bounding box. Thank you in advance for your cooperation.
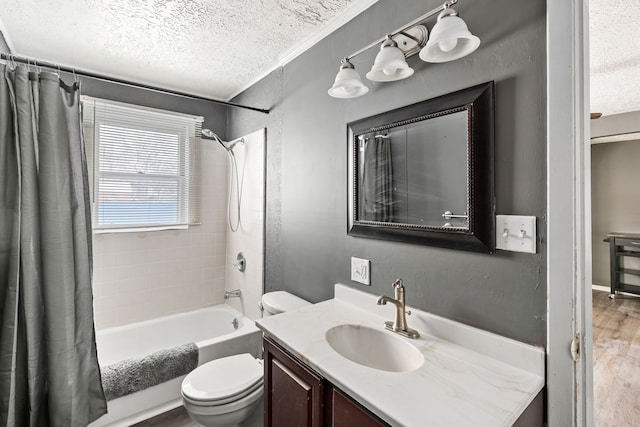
[101,342,199,401]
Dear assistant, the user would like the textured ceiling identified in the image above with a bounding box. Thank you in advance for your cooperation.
[590,0,640,116]
[1,0,638,115]
[0,0,373,100]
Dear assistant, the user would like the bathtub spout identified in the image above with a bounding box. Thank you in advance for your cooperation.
[224,289,242,299]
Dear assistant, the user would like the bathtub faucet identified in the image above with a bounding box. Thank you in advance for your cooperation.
[224,289,242,299]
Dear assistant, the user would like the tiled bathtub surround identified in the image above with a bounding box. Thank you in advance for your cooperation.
[224,129,266,321]
[92,139,229,329]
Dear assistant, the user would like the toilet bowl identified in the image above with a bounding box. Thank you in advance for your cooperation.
[182,353,263,427]
[181,291,311,427]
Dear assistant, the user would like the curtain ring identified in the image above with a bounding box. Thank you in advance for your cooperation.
[72,68,79,83]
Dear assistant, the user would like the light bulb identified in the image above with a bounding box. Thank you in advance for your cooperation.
[439,38,458,53]
[383,68,398,76]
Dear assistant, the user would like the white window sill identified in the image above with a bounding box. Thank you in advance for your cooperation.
[93,224,192,234]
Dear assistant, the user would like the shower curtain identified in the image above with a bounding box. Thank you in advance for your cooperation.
[0,64,107,426]
[362,135,393,222]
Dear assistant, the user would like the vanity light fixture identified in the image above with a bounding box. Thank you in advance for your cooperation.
[328,58,369,98]
[365,35,415,82]
[419,3,480,62]
[328,0,479,99]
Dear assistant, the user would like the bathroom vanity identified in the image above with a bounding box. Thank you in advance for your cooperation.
[256,284,545,426]
[263,338,386,426]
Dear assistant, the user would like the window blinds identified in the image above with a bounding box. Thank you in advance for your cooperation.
[82,97,203,231]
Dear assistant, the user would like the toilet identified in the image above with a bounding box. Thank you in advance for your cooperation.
[181,291,311,427]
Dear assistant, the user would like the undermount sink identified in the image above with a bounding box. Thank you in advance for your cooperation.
[325,324,424,372]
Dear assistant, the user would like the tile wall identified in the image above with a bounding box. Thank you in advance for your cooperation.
[224,129,266,321]
[92,140,229,329]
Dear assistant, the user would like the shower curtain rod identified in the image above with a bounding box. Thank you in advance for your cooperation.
[0,53,270,114]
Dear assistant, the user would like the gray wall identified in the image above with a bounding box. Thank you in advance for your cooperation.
[0,32,10,53]
[78,78,227,136]
[591,140,640,286]
[228,0,547,345]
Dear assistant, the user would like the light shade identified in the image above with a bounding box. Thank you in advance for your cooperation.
[328,59,369,98]
[366,35,414,82]
[419,8,480,63]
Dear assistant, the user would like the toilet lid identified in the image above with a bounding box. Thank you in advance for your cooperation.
[182,353,263,403]
[261,291,310,315]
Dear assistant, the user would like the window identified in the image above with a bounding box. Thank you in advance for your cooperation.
[82,97,202,232]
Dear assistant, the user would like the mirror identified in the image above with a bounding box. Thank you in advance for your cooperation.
[347,82,495,253]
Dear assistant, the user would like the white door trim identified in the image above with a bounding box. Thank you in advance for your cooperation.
[546,1,593,426]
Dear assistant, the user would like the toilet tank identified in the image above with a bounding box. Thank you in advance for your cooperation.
[260,291,310,316]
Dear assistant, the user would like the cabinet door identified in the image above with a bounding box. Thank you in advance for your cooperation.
[330,388,387,427]
[264,338,324,427]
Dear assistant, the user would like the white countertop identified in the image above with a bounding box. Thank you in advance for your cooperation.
[256,284,545,427]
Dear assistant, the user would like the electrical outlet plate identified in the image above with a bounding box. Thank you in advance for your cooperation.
[496,215,537,254]
[351,257,370,285]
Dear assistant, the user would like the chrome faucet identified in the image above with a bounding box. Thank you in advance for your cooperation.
[376,279,420,339]
[224,289,242,299]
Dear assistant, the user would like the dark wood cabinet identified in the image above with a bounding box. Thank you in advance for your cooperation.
[264,338,324,427]
[328,388,386,427]
[263,337,387,427]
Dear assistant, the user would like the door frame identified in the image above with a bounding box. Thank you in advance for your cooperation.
[546,0,593,426]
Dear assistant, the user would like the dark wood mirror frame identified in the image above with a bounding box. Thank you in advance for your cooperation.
[347,81,495,253]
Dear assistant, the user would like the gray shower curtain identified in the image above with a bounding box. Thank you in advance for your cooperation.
[0,64,107,426]
[362,135,393,222]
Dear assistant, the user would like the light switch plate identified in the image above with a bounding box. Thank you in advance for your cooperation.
[496,215,537,253]
[351,257,370,285]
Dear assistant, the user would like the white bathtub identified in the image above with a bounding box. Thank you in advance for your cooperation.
[89,304,262,427]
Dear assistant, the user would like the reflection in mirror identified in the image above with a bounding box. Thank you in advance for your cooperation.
[357,110,469,229]
[347,81,495,253]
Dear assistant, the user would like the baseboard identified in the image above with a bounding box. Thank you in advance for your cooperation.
[592,284,640,298]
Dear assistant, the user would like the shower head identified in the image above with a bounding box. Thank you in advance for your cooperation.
[201,128,218,139]
[201,128,244,152]
[201,128,225,146]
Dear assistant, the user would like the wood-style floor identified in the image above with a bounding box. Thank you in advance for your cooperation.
[593,289,640,427]
[134,290,640,427]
